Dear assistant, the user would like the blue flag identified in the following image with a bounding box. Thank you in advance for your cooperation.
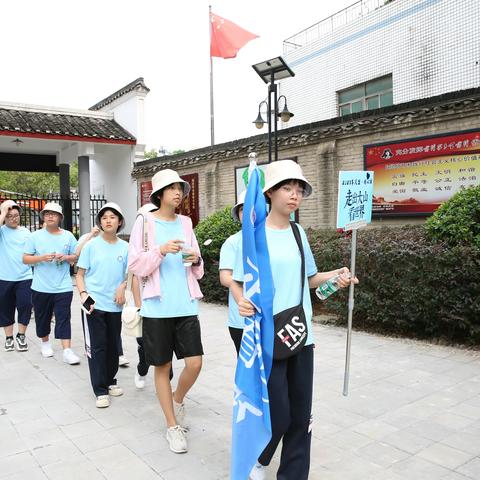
[231,157,274,479]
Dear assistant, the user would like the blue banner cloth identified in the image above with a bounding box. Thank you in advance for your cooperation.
[231,160,275,479]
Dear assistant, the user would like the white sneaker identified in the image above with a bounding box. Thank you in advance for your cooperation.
[134,373,146,389]
[41,342,54,358]
[119,355,130,367]
[249,462,266,480]
[108,385,124,397]
[63,348,80,365]
[166,425,188,453]
[173,396,189,430]
[95,395,110,408]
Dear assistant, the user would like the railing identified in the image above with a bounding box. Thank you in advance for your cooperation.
[283,0,391,53]
[0,191,106,237]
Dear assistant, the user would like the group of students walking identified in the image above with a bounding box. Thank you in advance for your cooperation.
[0,160,355,479]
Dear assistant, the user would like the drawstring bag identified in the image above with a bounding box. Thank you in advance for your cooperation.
[273,222,308,360]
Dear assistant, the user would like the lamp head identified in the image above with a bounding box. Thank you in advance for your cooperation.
[253,111,266,129]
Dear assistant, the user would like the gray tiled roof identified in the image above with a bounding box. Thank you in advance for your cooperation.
[0,108,136,143]
[89,77,150,111]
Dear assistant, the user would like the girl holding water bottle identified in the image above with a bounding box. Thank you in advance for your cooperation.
[231,160,358,480]
[128,169,204,454]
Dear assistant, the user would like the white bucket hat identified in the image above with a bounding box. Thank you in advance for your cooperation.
[40,202,63,220]
[231,190,246,221]
[149,169,191,207]
[1,199,22,215]
[262,160,312,197]
[137,203,157,216]
[96,202,125,232]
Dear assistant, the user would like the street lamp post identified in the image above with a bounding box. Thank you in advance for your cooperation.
[252,56,295,163]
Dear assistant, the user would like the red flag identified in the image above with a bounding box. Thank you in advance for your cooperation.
[210,12,259,59]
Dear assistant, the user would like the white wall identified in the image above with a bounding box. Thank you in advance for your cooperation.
[281,0,480,127]
[89,145,137,233]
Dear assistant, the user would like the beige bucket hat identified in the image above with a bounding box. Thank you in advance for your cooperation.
[231,190,246,221]
[137,203,157,216]
[149,169,191,207]
[40,202,63,220]
[262,160,312,197]
[1,199,22,215]
[96,202,125,232]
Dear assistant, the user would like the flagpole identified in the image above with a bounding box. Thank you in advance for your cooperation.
[209,5,215,146]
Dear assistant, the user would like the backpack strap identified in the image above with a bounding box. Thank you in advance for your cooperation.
[290,221,305,297]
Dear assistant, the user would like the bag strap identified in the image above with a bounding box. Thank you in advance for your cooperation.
[143,213,148,252]
[290,221,305,298]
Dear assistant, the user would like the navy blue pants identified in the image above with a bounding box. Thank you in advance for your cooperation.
[229,326,243,356]
[0,279,32,327]
[259,344,314,480]
[82,309,122,396]
[32,291,73,339]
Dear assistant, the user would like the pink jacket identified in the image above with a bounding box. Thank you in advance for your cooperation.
[128,213,204,301]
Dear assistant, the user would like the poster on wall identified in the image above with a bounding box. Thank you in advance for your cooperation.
[364,130,480,216]
[140,173,200,227]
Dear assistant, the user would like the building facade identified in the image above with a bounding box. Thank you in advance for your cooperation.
[280,0,480,126]
[132,88,480,229]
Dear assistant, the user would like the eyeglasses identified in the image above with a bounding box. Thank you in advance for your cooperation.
[43,212,59,217]
[280,185,305,197]
[6,214,20,219]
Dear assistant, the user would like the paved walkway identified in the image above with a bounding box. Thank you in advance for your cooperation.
[1,290,480,479]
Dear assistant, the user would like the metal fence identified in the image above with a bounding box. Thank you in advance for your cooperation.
[0,191,106,237]
[283,0,390,53]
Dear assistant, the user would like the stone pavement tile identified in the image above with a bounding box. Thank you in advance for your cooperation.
[417,442,475,470]
[86,444,159,480]
[441,430,480,456]
[376,410,420,429]
[0,434,28,460]
[1,400,47,425]
[321,428,374,451]
[318,452,385,479]
[156,453,228,480]
[356,441,410,468]
[428,412,476,431]
[440,473,475,480]
[86,406,138,429]
[309,443,345,468]
[60,419,105,440]
[463,394,480,409]
[30,438,83,467]
[457,457,480,479]
[41,402,91,427]
[121,430,165,457]
[0,451,39,478]
[391,456,452,479]
[312,402,367,430]
[352,419,398,441]
[403,418,456,442]
[381,428,435,454]
[106,419,160,443]
[3,466,48,480]
[71,430,120,454]
[448,402,480,420]
[42,458,106,480]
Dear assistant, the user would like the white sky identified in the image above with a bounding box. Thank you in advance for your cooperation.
[0,0,354,153]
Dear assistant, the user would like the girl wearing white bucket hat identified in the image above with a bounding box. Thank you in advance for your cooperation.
[231,160,357,480]
[76,202,129,408]
[128,169,204,454]
[219,190,246,354]
[0,200,33,353]
[23,202,80,365]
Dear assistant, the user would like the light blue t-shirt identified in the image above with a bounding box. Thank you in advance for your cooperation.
[77,236,128,313]
[141,216,198,318]
[219,231,244,329]
[233,224,317,346]
[24,228,77,293]
[0,225,33,282]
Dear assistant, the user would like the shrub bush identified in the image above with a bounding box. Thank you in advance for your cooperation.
[195,206,241,303]
[425,185,480,248]
[308,225,480,344]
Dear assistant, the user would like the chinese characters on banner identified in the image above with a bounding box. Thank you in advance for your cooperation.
[364,130,480,215]
[140,173,200,227]
[337,171,374,231]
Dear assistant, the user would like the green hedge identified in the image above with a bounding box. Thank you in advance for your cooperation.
[309,226,480,344]
[195,206,241,303]
[195,206,480,344]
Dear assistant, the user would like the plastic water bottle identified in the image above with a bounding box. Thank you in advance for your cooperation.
[315,272,350,300]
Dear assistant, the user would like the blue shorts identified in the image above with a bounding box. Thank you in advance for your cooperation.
[0,279,33,327]
[32,291,73,339]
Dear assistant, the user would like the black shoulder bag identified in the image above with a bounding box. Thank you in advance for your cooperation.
[273,222,308,360]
